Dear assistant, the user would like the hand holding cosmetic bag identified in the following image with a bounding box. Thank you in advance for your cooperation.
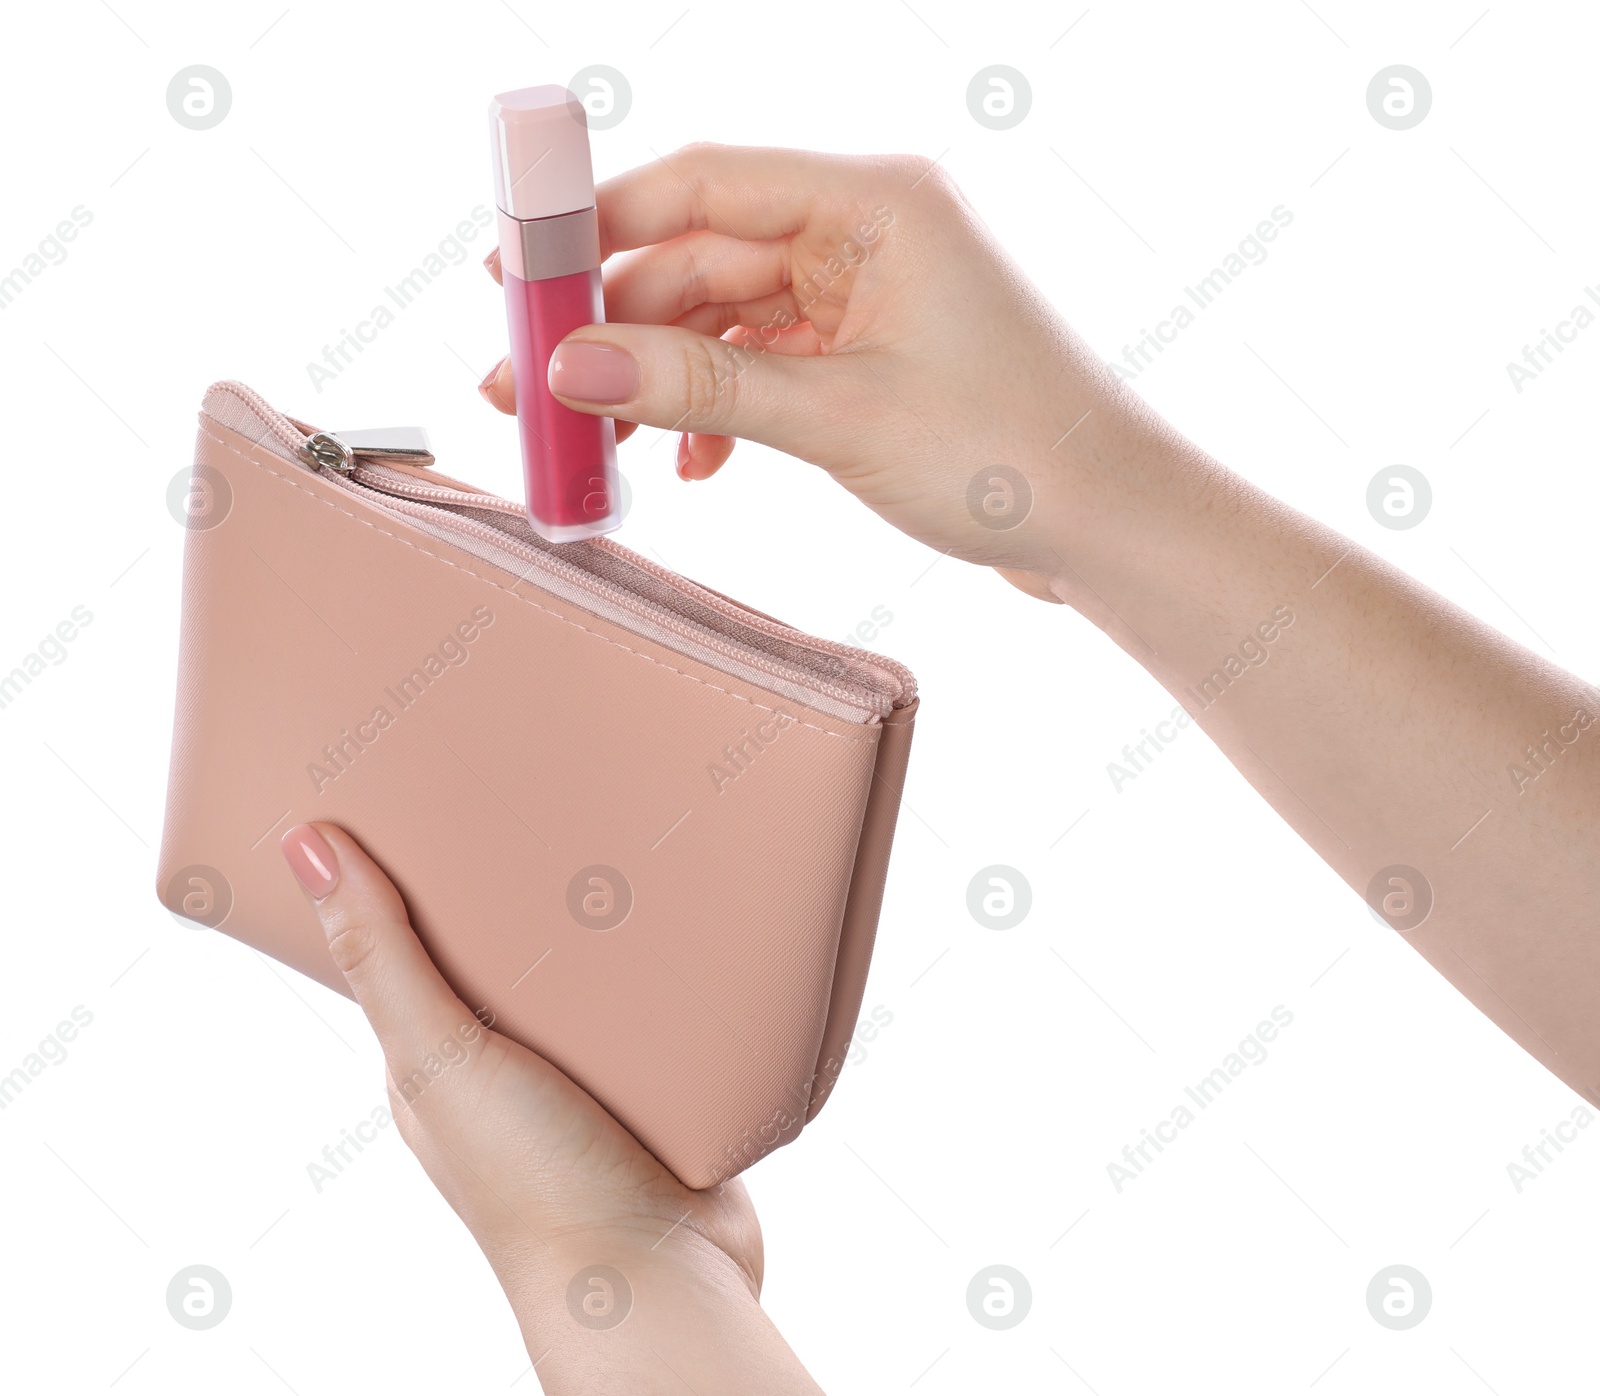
[156,381,918,1188]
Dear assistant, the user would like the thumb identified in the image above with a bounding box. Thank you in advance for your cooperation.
[548,325,840,456]
[279,822,487,1070]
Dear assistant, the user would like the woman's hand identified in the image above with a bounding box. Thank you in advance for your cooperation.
[482,146,1600,1123]
[478,142,1173,602]
[279,821,820,1394]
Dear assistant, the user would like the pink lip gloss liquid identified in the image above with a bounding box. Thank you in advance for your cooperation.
[490,85,620,543]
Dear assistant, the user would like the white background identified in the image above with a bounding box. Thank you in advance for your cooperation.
[3,1,1598,1391]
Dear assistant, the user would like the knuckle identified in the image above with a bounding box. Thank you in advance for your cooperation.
[905,156,958,205]
[865,152,918,188]
[678,235,713,312]
[322,910,384,981]
[681,336,739,428]
[879,152,925,182]
[864,151,959,220]
[675,139,726,159]
[667,144,730,234]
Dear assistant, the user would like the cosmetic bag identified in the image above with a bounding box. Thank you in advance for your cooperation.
[156,381,918,1188]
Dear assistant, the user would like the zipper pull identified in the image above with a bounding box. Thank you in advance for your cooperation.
[302,427,435,473]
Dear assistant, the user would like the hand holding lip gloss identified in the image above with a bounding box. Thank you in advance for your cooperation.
[489,85,621,543]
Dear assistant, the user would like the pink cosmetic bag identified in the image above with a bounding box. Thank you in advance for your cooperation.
[156,381,919,1188]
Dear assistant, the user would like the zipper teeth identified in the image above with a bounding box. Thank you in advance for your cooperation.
[344,461,915,710]
[341,464,893,719]
[215,380,316,462]
[202,382,909,720]
[591,537,918,697]
[350,466,523,514]
[345,458,915,693]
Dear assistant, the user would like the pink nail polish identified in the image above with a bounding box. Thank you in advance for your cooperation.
[281,824,340,899]
[477,359,508,409]
[676,432,692,480]
[548,341,639,404]
[490,86,622,544]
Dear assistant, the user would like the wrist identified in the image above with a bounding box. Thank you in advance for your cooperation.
[1030,394,1231,630]
[497,1230,816,1396]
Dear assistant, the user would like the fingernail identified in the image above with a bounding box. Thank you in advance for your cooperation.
[548,341,638,404]
[483,247,499,272]
[281,823,340,900]
[478,358,513,413]
[676,432,692,479]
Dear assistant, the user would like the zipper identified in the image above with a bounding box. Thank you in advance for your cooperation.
[206,381,914,723]
[304,426,435,470]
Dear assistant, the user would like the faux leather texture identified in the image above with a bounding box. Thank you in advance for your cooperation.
[156,398,917,1188]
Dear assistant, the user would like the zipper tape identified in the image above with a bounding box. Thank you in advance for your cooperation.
[200,381,915,724]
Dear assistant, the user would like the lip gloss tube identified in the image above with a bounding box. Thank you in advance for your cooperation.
[490,85,620,543]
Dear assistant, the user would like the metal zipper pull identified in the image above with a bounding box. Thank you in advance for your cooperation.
[302,427,435,473]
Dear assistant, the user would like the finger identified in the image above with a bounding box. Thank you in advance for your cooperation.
[280,823,484,1067]
[604,231,792,326]
[597,144,873,255]
[678,431,736,482]
[477,355,639,443]
[672,292,807,342]
[478,356,514,414]
[484,245,502,286]
[729,320,828,358]
[547,322,852,452]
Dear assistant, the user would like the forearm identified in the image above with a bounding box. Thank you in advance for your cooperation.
[1043,402,1600,1094]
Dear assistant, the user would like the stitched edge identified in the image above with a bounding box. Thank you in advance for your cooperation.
[197,421,877,747]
